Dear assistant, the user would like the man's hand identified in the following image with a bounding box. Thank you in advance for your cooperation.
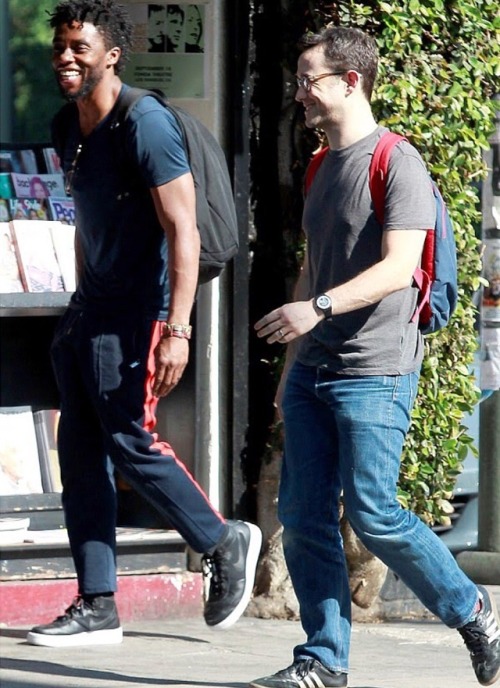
[152,336,189,397]
[254,300,321,344]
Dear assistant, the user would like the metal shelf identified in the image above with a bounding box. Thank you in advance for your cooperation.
[0,292,71,317]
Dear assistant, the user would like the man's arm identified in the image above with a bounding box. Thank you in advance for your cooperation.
[150,171,200,397]
[255,228,426,345]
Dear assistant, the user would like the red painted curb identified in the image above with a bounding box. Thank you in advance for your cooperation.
[0,572,203,627]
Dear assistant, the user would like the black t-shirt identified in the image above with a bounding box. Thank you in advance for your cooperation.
[56,84,190,318]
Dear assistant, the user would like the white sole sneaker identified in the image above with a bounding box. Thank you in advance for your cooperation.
[210,521,262,631]
[26,626,123,647]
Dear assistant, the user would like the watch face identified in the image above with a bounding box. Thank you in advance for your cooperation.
[316,295,331,310]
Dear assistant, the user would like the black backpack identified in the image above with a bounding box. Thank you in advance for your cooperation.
[53,87,239,284]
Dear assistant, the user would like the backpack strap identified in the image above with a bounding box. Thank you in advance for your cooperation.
[109,87,190,176]
[106,87,176,197]
[368,131,406,223]
[369,130,433,325]
[109,87,166,130]
[304,131,406,205]
[410,186,436,326]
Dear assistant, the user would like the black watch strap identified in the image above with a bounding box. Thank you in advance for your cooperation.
[314,293,333,319]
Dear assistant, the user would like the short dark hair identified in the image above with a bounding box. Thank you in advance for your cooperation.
[167,5,185,19]
[298,27,378,101]
[48,0,134,74]
[148,4,164,17]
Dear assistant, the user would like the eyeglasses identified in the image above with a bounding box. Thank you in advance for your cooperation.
[295,71,346,92]
[65,143,83,196]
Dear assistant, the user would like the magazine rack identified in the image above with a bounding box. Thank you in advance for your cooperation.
[0,295,66,576]
[0,142,69,407]
[0,297,185,579]
[0,144,184,581]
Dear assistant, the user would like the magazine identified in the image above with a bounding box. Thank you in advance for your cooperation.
[10,219,65,293]
[0,406,43,496]
[9,198,50,221]
[15,149,38,174]
[0,199,10,222]
[0,152,15,173]
[0,173,14,199]
[42,147,63,175]
[49,197,76,225]
[0,222,24,293]
[10,172,66,199]
[0,149,37,174]
[50,222,76,291]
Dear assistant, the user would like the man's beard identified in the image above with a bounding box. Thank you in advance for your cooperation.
[58,69,104,102]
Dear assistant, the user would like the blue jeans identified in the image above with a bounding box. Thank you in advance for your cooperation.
[279,361,478,673]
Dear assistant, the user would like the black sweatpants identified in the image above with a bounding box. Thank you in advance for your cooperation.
[51,307,226,594]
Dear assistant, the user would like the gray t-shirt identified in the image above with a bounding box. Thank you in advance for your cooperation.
[297,126,436,375]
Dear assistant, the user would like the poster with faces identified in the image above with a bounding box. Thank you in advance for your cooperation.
[123,2,207,98]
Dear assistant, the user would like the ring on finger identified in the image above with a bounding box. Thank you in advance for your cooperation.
[278,328,284,338]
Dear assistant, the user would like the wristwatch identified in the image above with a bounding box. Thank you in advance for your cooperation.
[314,293,333,319]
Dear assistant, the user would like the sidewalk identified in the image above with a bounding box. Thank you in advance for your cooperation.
[2,587,499,688]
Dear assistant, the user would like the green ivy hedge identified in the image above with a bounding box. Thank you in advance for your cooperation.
[303,0,499,525]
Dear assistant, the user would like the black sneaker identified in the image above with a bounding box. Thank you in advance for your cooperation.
[459,585,500,686]
[249,659,348,688]
[27,596,123,647]
[202,519,262,630]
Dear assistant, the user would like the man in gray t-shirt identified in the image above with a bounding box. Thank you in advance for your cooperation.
[299,126,434,375]
[252,25,499,688]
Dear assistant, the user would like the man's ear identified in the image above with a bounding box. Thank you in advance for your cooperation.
[345,69,362,93]
[107,46,121,68]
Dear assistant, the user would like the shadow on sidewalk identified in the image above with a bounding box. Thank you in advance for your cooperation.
[1,657,250,687]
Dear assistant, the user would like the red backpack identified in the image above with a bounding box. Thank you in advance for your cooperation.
[304,131,458,334]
